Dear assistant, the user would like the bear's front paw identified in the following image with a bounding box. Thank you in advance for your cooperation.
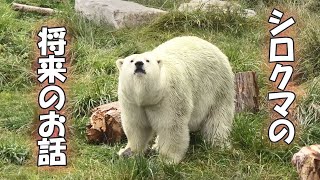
[159,152,183,164]
[213,139,232,149]
[160,155,181,165]
[118,147,133,157]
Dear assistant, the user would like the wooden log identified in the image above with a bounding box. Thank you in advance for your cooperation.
[235,71,259,113]
[292,145,320,180]
[86,101,124,145]
[12,3,56,15]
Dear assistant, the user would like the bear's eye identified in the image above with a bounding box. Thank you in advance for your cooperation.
[130,60,133,63]
[157,60,161,64]
[146,60,150,63]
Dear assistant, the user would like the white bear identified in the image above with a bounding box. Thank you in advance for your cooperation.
[116,36,235,163]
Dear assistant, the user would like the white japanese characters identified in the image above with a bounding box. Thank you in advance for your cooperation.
[267,9,296,145]
[38,55,67,83]
[37,26,67,166]
[38,27,67,56]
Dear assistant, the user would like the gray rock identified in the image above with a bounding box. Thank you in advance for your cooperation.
[243,9,257,17]
[178,0,239,11]
[178,0,256,18]
[75,0,166,29]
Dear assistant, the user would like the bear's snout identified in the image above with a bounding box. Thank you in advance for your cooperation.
[135,61,144,68]
[134,61,146,74]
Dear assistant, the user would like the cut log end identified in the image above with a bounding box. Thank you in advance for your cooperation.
[292,145,320,180]
[86,102,124,145]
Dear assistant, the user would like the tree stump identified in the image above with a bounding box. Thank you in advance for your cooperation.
[292,145,320,180]
[86,101,124,145]
[235,71,259,113]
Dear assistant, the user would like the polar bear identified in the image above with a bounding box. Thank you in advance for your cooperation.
[116,36,235,163]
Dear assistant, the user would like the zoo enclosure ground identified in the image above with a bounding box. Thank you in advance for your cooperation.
[0,0,320,179]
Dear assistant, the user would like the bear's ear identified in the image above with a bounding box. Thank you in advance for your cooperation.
[116,59,124,70]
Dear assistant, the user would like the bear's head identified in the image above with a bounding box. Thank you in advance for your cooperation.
[116,52,164,105]
[116,52,162,78]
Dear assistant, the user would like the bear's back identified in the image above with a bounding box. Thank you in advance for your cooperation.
[153,36,230,72]
[152,36,234,125]
[152,36,233,89]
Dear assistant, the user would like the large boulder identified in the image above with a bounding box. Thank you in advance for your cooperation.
[75,0,166,29]
[178,0,256,17]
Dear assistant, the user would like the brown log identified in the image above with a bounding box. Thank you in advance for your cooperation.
[86,101,124,145]
[12,3,56,15]
[292,145,320,180]
[235,71,259,113]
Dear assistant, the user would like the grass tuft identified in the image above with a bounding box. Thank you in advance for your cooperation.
[0,143,30,165]
[149,9,258,35]
[69,73,118,117]
[238,0,304,7]
[298,77,320,145]
[305,0,320,13]
[0,0,35,91]
[0,92,35,131]
[298,27,320,81]
[130,0,187,10]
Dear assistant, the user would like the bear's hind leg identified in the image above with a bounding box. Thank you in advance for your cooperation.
[201,101,234,147]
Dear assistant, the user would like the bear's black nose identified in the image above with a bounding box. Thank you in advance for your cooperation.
[135,61,144,68]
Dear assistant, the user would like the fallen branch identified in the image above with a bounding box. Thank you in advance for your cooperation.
[12,3,56,15]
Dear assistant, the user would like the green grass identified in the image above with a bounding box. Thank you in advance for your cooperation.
[0,92,34,167]
[0,0,319,179]
[0,1,36,91]
[305,0,320,13]
[0,92,35,131]
[298,77,320,145]
[298,27,320,81]
[0,138,30,165]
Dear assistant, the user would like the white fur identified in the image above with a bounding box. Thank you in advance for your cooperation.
[116,36,235,163]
